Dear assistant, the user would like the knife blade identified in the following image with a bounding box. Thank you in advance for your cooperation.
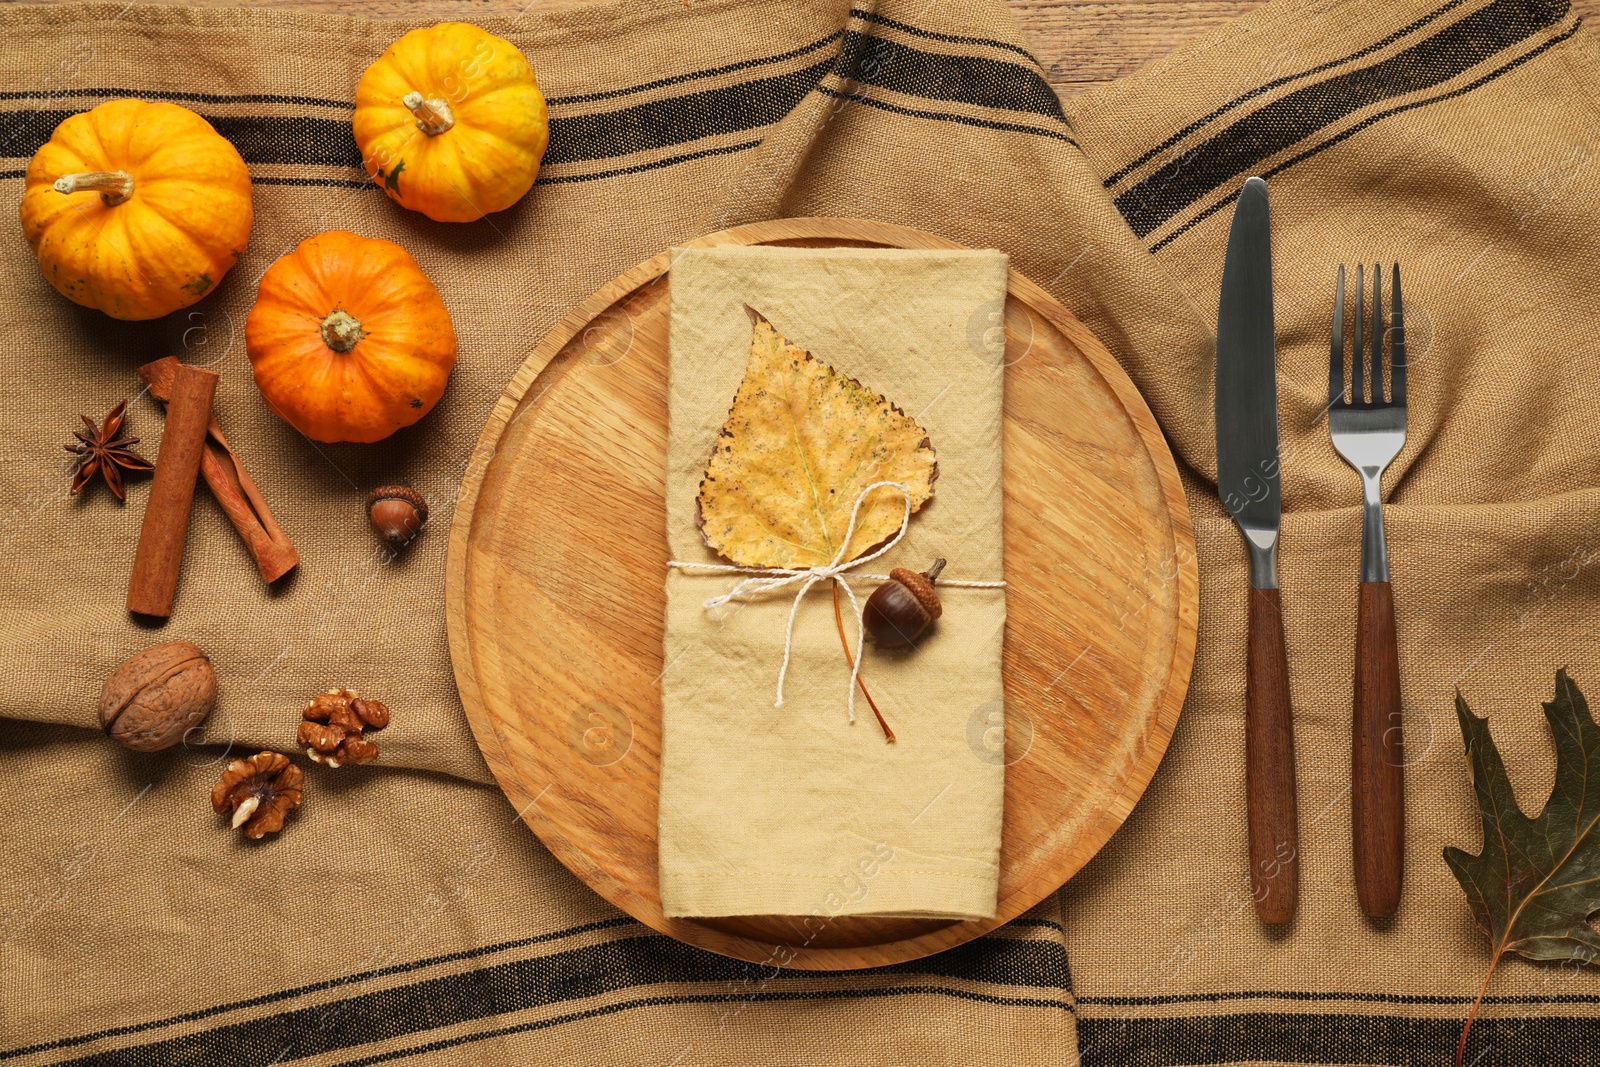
[1215,176,1300,924]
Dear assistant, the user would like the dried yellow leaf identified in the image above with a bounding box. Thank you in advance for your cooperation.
[696,308,938,569]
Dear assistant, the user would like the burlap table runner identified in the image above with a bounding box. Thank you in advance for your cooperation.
[1,0,1596,1063]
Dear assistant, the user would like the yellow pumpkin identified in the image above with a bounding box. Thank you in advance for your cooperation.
[353,23,549,223]
[20,99,253,320]
[245,231,457,444]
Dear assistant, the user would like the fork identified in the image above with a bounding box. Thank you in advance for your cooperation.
[1328,263,1407,919]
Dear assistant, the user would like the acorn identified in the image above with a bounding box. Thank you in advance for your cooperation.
[366,485,428,547]
[863,559,945,648]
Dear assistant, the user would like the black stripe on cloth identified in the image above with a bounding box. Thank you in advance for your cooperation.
[1115,0,1571,240]
[542,57,833,165]
[0,36,849,113]
[1076,1011,1600,1065]
[1145,16,1582,252]
[836,29,1064,121]
[1100,0,1473,187]
[0,110,363,167]
[818,86,1076,144]
[847,7,1045,67]
[0,18,1067,182]
[332,986,1071,1067]
[37,933,1070,1067]
[0,70,818,172]
[1082,987,1600,1006]
[544,30,844,106]
[543,28,1066,167]
[251,176,373,189]
[0,102,763,179]
[0,918,643,1063]
[0,87,352,108]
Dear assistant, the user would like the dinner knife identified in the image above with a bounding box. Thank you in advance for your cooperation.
[1215,176,1300,924]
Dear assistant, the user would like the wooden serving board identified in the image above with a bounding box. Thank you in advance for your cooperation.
[446,218,1198,969]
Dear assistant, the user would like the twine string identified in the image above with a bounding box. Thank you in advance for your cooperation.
[667,480,1005,715]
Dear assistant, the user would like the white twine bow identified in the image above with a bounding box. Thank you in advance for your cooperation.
[667,480,1005,718]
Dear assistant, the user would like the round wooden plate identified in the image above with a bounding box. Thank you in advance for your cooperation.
[446,218,1197,969]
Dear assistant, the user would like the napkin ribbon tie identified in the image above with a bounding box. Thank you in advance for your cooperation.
[667,481,1005,718]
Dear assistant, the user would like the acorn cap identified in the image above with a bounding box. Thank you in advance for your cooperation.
[888,562,943,621]
[366,485,428,524]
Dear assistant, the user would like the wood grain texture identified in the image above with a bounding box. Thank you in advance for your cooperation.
[1352,579,1403,918]
[446,217,1198,968]
[1245,585,1299,925]
[1011,0,1268,96]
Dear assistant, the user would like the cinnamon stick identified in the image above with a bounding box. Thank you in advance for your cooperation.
[139,357,298,583]
[127,365,217,618]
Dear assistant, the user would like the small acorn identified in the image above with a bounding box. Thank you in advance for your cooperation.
[863,559,945,648]
[366,485,428,547]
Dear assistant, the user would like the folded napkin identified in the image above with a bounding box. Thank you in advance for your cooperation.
[659,245,1008,920]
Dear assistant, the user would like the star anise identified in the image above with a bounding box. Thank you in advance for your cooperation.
[65,401,154,502]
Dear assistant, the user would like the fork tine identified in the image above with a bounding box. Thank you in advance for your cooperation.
[1354,263,1366,406]
[1391,263,1405,405]
[1329,265,1346,409]
[1371,263,1383,403]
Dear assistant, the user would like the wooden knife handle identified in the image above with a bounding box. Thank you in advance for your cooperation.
[1247,587,1299,924]
[1353,580,1404,918]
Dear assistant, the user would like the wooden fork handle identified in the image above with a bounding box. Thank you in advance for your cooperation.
[1353,580,1404,918]
[1247,587,1300,924]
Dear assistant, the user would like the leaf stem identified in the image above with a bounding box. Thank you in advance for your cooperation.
[1457,942,1505,1067]
[833,579,894,742]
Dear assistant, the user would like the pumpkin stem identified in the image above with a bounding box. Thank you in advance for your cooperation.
[402,92,455,136]
[53,170,134,206]
[320,310,365,353]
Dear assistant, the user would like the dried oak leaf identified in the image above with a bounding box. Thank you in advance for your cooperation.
[1445,670,1600,1065]
[211,752,303,840]
[696,308,937,569]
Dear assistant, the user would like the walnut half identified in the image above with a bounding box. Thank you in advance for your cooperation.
[211,752,303,839]
[298,689,389,768]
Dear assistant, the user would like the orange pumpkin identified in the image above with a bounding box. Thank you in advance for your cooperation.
[245,231,456,444]
[20,99,253,320]
[353,22,549,223]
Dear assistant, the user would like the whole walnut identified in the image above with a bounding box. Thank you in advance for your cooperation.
[98,642,217,752]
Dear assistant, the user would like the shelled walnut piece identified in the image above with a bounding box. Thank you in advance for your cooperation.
[212,752,302,839]
[298,689,390,767]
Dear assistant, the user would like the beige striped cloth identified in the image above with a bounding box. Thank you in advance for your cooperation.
[1,0,1597,1063]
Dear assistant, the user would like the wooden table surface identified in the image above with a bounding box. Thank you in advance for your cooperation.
[25,0,1595,100]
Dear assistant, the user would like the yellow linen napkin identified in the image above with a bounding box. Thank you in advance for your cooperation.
[659,244,1007,920]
